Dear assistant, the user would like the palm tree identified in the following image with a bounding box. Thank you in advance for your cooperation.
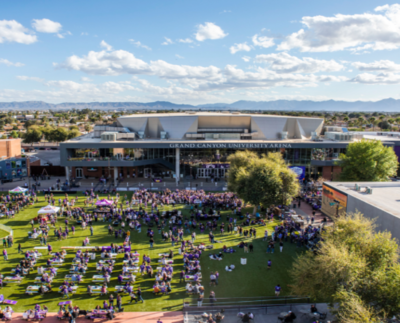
[379,115,385,121]
[369,117,376,131]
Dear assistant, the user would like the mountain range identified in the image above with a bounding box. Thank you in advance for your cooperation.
[0,99,399,112]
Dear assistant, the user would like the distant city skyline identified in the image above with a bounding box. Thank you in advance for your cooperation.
[1,0,400,104]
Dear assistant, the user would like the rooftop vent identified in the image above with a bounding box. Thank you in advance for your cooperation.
[281,131,288,140]
[231,112,241,115]
[185,111,196,114]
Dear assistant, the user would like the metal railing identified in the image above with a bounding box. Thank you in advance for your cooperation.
[183,296,311,311]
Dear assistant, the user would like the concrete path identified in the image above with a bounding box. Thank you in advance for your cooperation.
[10,311,183,323]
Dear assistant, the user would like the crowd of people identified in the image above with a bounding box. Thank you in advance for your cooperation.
[0,185,329,321]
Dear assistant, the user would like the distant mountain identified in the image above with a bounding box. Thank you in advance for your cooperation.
[0,99,399,112]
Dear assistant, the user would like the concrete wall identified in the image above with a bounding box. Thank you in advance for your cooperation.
[347,195,400,242]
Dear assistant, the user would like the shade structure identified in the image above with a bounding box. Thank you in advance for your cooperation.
[9,187,28,194]
[95,199,113,206]
[38,205,60,214]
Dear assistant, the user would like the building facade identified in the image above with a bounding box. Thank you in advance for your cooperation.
[60,112,367,182]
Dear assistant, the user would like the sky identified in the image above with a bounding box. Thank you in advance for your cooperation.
[1,0,400,104]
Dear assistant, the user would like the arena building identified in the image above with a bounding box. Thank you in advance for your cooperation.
[60,112,390,183]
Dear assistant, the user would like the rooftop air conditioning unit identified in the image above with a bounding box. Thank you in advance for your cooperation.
[366,187,373,194]
[138,131,145,139]
[213,134,219,139]
[281,131,288,140]
[355,184,360,191]
[160,131,168,139]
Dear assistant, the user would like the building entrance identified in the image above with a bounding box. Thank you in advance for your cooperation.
[197,168,226,178]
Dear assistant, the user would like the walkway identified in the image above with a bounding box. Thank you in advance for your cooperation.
[11,311,183,323]
[185,303,335,323]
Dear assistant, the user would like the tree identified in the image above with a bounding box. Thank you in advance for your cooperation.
[48,128,69,142]
[378,120,391,130]
[69,125,79,131]
[227,151,300,213]
[68,129,81,140]
[23,128,42,144]
[338,139,398,181]
[9,130,19,138]
[290,213,400,322]
[84,124,92,132]
[368,117,376,130]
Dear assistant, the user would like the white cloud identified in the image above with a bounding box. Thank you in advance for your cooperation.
[230,42,251,54]
[81,32,88,36]
[100,40,113,51]
[80,77,92,82]
[32,18,62,33]
[129,39,152,50]
[162,37,174,45]
[56,49,221,82]
[0,58,24,67]
[242,56,251,62]
[178,38,193,43]
[195,22,228,41]
[252,34,274,48]
[349,72,400,84]
[175,54,184,59]
[56,48,347,92]
[352,60,400,72]
[0,20,37,44]
[278,4,400,52]
[254,52,344,74]
[16,75,44,82]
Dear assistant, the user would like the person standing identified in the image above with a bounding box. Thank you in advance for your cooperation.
[149,237,154,248]
[275,285,281,296]
[209,291,216,306]
[197,294,204,307]
[280,241,284,252]
[18,243,22,254]
[3,249,7,261]
[249,243,254,252]
[90,225,93,236]
[137,287,144,303]
[244,242,248,253]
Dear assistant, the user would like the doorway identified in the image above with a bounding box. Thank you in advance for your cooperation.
[144,168,152,178]
[76,168,83,178]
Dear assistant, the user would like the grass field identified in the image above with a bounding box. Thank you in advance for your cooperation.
[0,192,305,312]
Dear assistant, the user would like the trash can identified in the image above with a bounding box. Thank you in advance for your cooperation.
[241,258,247,265]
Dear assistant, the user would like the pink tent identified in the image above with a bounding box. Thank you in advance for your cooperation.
[95,199,113,206]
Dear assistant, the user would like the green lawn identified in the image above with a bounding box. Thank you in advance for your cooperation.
[0,192,305,312]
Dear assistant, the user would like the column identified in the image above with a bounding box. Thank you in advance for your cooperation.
[114,166,118,186]
[65,166,70,181]
[175,148,180,183]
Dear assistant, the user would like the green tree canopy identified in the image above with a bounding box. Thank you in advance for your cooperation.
[227,151,300,213]
[290,213,400,322]
[23,127,42,143]
[338,139,398,181]
[49,128,69,142]
[9,130,19,138]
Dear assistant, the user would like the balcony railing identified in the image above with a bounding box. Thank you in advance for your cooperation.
[68,156,138,162]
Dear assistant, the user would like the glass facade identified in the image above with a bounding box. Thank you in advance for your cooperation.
[67,147,338,180]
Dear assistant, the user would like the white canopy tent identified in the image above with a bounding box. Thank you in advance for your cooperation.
[37,205,60,214]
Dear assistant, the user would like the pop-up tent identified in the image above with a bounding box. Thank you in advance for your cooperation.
[9,187,29,195]
[95,199,113,206]
[37,205,60,214]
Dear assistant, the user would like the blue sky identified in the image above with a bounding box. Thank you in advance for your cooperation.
[1,0,400,104]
